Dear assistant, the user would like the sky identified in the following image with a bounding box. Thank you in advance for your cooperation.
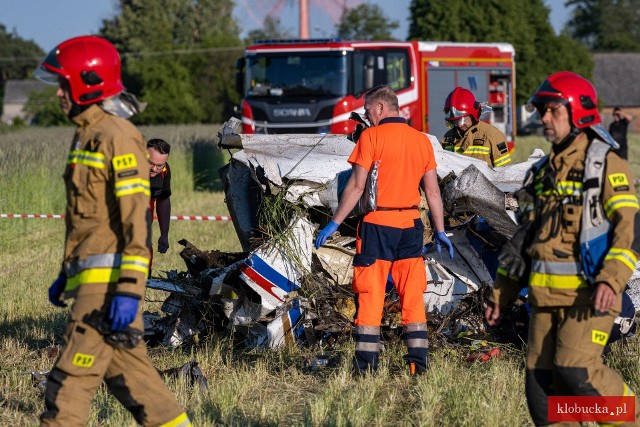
[1,0,571,53]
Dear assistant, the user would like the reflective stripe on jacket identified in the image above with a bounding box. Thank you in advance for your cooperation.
[441,121,511,167]
[63,105,151,298]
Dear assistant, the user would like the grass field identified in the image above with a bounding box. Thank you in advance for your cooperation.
[1,125,639,426]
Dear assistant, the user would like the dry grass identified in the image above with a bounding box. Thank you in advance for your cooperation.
[0,127,638,426]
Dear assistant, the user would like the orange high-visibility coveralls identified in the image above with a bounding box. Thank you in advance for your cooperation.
[348,116,436,373]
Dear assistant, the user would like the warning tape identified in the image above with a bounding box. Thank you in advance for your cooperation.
[1,214,231,221]
[1,214,64,219]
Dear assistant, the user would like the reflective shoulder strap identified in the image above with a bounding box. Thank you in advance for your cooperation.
[582,139,610,231]
[579,139,612,280]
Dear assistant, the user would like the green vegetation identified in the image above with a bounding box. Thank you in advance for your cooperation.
[99,0,243,125]
[408,0,593,104]
[335,4,400,41]
[0,127,638,425]
[566,0,640,52]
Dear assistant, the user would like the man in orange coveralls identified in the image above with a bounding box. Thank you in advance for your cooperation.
[315,85,453,376]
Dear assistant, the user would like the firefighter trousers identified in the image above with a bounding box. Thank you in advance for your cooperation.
[525,304,639,426]
[352,219,428,373]
[41,290,190,427]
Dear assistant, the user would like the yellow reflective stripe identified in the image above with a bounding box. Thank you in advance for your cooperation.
[603,194,640,218]
[556,180,582,195]
[623,383,635,397]
[454,146,464,154]
[529,272,589,290]
[497,266,519,280]
[493,153,511,167]
[121,255,149,275]
[68,150,106,169]
[160,412,191,427]
[536,181,582,197]
[463,145,490,155]
[114,178,151,197]
[66,267,120,290]
[443,144,454,151]
[605,248,638,271]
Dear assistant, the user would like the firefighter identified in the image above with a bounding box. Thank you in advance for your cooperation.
[37,36,191,427]
[148,138,172,270]
[442,87,511,168]
[443,87,510,279]
[314,85,453,376]
[485,72,640,426]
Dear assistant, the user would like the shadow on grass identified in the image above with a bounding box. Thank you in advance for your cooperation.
[0,312,67,351]
[199,400,280,427]
[192,140,226,192]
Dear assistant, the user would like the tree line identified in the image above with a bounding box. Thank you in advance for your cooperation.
[0,0,635,126]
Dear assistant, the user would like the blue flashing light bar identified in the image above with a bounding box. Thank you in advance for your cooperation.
[253,38,343,45]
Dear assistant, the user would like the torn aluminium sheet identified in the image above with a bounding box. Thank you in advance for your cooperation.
[146,123,551,349]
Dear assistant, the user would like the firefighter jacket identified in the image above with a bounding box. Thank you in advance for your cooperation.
[62,105,151,300]
[442,120,511,167]
[491,133,640,308]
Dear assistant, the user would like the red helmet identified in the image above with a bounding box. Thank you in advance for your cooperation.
[444,87,481,123]
[34,35,124,105]
[527,71,600,128]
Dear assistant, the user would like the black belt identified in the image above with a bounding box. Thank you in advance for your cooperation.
[375,205,419,211]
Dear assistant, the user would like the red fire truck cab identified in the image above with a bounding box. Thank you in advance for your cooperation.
[236,39,516,148]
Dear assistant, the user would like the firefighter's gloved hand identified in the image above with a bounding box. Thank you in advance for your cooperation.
[109,295,139,332]
[435,231,454,259]
[48,272,67,308]
[497,239,527,277]
[315,221,339,249]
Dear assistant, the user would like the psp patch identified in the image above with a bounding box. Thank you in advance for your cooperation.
[112,153,138,171]
[591,329,609,346]
[72,352,95,368]
[609,173,630,191]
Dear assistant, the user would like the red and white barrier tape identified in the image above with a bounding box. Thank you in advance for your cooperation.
[168,215,231,221]
[1,214,231,221]
[1,214,64,219]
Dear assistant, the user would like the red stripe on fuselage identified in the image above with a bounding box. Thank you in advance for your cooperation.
[240,264,283,302]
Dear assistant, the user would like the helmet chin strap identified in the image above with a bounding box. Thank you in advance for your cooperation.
[68,102,90,119]
[552,126,582,154]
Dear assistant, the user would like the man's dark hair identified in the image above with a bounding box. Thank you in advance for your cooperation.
[613,107,621,113]
[147,138,171,154]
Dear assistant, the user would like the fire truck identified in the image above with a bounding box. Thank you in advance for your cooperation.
[236,39,516,147]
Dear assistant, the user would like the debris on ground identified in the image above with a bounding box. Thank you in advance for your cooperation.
[143,118,638,353]
[159,360,208,390]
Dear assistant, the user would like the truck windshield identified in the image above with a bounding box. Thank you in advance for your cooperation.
[246,52,348,98]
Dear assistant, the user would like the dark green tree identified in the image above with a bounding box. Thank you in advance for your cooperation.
[23,86,69,126]
[335,4,400,41]
[565,0,640,51]
[0,24,44,114]
[99,0,244,124]
[409,0,593,104]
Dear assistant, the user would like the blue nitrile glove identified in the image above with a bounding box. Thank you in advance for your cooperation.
[48,272,67,308]
[109,295,139,331]
[314,220,340,249]
[435,231,454,259]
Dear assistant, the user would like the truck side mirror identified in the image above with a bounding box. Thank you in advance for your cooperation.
[364,55,375,91]
[235,57,245,96]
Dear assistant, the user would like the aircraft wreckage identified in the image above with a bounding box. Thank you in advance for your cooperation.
[143,118,636,350]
